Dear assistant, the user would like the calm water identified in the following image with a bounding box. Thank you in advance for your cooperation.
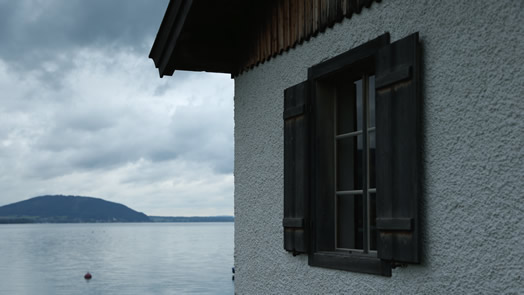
[0,223,234,295]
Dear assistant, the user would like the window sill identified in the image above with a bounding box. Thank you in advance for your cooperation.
[309,251,391,276]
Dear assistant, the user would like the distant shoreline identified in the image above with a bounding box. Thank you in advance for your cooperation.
[148,216,234,222]
[0,216,234,224]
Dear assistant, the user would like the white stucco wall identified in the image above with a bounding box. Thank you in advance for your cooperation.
[234,1,523,293]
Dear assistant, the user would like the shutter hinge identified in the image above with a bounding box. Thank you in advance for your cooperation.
[376,218,413,231]
[283,218,304,228]
[376,65,412,90]
[283,104,306,120]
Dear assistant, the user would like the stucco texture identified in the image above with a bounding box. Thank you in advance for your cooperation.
[234,0,523,294]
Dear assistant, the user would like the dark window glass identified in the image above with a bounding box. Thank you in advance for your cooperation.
[336,135,363,191]
[369,130,376,188]
[354,79,364,131]
[368,75,376,128]
[336,82,361,135]
[337,194,364,250]
[369,192,377,251]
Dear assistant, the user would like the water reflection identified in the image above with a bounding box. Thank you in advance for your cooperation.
[0,223,234,295]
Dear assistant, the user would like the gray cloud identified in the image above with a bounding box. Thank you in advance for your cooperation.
[0,0,234,215]
[169,104,234,174]
[26,67,233,178]
[0,0,180,92]
[0,0,169,65]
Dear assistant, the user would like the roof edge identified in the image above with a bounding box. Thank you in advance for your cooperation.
[149,0,193,78]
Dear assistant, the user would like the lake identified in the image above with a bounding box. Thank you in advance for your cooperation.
[0,223,234,295]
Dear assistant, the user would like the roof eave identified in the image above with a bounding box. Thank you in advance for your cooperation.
[149,0,193,78]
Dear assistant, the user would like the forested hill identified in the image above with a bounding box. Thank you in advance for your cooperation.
[0,195,150,223]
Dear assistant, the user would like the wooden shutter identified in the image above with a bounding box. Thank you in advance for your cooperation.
[375,32,421,264]
[283,81,310,255]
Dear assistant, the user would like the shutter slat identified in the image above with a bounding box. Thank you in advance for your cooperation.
[376,218,413,231]
[375,32,421,264]
[283,218,304,228]
[283,81,310,255]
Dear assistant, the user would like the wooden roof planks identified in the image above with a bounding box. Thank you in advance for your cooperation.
[150,0,382,77]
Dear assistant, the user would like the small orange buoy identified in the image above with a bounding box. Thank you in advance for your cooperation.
[84,272,92,280]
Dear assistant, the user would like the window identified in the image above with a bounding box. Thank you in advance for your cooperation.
[283,32,421,276]
[334,74,376,252]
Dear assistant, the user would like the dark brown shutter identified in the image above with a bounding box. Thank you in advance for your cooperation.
[283,81,310,255]
[375,32,421,264]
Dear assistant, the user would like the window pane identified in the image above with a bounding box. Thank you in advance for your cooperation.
[336,80,362,134]
[336,135,363,191]
[337,194,364,250]
[355,79,364,131]
[369,193,377,251]
[369,130,376,189]
[368,75,376,128]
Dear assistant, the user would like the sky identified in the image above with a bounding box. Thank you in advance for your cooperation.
[0,0,234,216]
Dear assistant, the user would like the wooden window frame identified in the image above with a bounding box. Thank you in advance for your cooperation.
[307,33,391,276]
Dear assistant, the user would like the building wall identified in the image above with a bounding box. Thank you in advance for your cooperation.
[234,0,523,293]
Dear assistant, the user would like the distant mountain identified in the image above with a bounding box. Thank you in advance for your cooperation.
[149,216,234,222]
[0,195,150,223]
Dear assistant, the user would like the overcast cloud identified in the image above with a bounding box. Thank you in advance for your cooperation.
[0,0,234,216]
